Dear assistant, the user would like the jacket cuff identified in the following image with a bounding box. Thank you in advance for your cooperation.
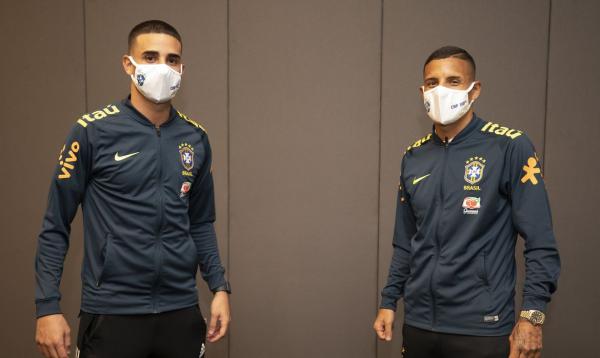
[205,272,227,292]
[521,295,548,312]
[380,295,398,311]
[36,299,61,318]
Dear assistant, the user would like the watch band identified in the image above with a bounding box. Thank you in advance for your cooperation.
[519,310,545,325]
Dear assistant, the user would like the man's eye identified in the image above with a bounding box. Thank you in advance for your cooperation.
[143,55,156,62]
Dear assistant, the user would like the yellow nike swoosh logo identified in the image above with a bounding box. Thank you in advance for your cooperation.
[412,174,431,185]
[114,152,140,162]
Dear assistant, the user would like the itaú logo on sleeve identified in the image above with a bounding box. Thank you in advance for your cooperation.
[462,197,481,215]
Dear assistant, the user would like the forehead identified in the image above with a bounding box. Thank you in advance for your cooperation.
[423,57,473,79]
[130,33,182,55]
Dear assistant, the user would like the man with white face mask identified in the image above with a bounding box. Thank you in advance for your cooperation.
[34,20,230,358]
[373,46,560,358]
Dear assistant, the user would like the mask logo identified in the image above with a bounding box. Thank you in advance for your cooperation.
[464,156,486,185]
[424,99,431,113]
[136,74,145,86]
[179,143,195,172]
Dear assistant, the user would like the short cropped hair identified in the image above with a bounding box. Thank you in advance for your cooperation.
[128,20,182,51]
[424,46,476,76]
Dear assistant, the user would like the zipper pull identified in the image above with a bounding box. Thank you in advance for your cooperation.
[444,136,449,148]
[155,126,161,137]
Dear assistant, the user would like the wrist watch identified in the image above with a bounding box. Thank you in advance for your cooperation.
[212,281,232,294]
[519,310,545,325]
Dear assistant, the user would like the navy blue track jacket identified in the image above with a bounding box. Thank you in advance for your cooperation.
[35,98,226,317]
[380,114,560,336]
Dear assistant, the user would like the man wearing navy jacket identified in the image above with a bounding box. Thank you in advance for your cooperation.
[374,46,560,358]
[34,20,230,358]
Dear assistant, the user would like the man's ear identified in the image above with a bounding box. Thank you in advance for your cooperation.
[122,55,134,76]
[470,81,482,102]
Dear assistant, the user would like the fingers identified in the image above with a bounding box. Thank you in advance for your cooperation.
[373,319,386,340]
[46,344,61,358]
[37,344,52,358]
[206,314,221,342]
[216,313,230,340]
[64,327,72,352]
[37,334,65,358]
[209,316,229,343]
[36,314,72,358]
[208,314,219,338]
[208,311,231,343]
[373,309,395,342]
[383,319,393,341]
[56,342,69,358]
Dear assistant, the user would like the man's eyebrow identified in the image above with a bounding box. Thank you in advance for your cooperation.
[167,53,181,59]
[141,50,159,56]
[446,75,463,81]
[424,76,439,82]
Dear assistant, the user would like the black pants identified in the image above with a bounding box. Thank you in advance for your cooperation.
[76,306,206,358]
[402,324,510,358]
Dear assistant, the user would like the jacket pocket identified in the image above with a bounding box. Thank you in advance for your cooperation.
[476,253,494,316]
[477,253,489,286]
[96,233,114,287]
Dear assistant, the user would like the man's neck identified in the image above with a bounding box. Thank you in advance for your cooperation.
[130,86,172,127]
[434,110,475,142]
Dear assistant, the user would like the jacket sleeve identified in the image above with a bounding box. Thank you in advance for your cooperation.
[380,157,417,311]
[35,123,91,317]
[508,135,560,312]
[188,133,227,291]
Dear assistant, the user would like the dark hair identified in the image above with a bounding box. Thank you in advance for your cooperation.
[128,20,182,51]
[424,46,476,76]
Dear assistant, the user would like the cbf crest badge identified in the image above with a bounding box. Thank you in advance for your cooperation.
[179,143,195,171]
[464,156,486,185]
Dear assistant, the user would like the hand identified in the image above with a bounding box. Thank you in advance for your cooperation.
[509,318,543,358]
[206,291,231,343]
[35,314,71,358]
[373,308,395,341]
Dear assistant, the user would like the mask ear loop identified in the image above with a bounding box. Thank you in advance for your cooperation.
[466,81,477,105]
[127,56,138,67]
[127,56,140,84]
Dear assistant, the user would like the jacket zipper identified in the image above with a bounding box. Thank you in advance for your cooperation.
[430,137,449,328]
[152,126,165,313]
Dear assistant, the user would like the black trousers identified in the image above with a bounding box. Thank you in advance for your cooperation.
[76,306,206,358]
[401,324,510,358]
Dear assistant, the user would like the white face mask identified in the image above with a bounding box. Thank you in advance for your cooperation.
[128,56,182,104]
[422,82,476,125]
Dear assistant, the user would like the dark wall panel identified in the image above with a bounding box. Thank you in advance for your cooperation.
[0,0,86,356]
[378,1,550,356]
[543,0,600,356]
[228,1,381,357]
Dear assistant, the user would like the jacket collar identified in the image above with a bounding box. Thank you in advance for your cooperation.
[431,113,483,146]
[121,95,178,128]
